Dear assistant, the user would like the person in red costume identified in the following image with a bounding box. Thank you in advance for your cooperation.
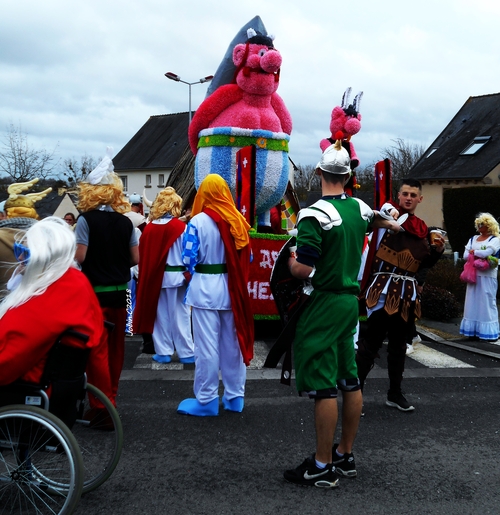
[0,217,112,405]
[134,187,194,364]
[357,178,445,412]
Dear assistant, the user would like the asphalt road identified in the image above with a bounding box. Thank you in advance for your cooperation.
[73,335,500,515]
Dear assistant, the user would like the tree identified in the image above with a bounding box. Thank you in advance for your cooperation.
[380,138,425,197]
[61,154,99,186]
[292,163,320,201]
[0,123,59,182]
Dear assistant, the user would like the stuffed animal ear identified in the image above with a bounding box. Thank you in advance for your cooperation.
[341,88,352,109]
[233,44,247,66]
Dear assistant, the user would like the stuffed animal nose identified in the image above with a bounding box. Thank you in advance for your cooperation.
[260,50,282,73]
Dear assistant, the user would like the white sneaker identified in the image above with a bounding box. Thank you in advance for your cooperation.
[412,335,422,345]
[406,344,414,355]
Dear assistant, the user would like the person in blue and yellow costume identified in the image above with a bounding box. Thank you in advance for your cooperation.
[177,174,254,416]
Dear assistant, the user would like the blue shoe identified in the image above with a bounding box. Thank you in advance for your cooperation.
[179,356,195,364]
[222,395,244,413]
[152,354,171,364]
[177,398,219,417]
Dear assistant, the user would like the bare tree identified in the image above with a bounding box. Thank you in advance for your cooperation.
[61,154,99,186]
[381,138,425,196]
[0,123,59,182]
[292,164,320,201]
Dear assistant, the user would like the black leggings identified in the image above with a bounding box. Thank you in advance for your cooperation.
[356,308,414,393]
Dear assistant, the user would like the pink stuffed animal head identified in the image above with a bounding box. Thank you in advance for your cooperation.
[329,87,363,137]
[232,28,282,96]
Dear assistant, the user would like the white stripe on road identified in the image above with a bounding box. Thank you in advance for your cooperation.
[406,343,474,368]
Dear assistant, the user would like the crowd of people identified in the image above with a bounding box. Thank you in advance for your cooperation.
[0,142,497,491]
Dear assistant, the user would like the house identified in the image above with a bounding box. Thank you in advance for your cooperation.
[409,93,500,228]
[113,112,191,202]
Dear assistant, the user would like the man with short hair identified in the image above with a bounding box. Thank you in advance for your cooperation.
[284,141,399,488]
[356,178,445,411]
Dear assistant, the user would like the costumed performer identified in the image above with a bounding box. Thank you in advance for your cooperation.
[177,174,254,416]
[75,147,139,406]
[356,178,445,412]
[0,217,112,413]
[283,141,400,488]
[134,187,194,364]
[459,212,500,342]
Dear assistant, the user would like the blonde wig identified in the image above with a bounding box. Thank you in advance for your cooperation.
[149,187,182,221]
[6,206,39,219]
[0,217,77,318]
[77,173,131,214]
[474,212,500,237]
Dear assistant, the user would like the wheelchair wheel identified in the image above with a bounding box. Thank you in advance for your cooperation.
[0,405,83,515]
[73,384,123,493]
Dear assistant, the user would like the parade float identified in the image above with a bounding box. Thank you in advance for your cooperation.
[187,16,297,320]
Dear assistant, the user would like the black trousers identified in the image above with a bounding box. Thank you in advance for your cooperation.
[356,307,414,394]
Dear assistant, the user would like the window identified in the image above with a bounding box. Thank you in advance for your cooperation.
[158,174,164,187]
[460,136,491,155]
[119,175,128,191]
[145,175,151,188]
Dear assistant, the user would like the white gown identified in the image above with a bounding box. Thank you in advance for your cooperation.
[460,235,500,341]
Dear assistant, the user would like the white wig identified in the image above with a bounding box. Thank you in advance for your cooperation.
[0,217,77,318]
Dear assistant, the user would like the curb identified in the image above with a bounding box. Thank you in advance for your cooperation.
[417,326,500,361]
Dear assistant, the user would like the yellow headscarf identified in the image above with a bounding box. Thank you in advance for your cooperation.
[191,174,251,250]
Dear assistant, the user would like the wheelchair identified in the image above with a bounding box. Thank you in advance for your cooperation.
[0,329,123,514]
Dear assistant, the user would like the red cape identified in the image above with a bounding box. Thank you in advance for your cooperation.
[133,218,186,334]
[204,208,254,365]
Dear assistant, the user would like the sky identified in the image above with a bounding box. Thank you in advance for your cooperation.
[1,0,500,177]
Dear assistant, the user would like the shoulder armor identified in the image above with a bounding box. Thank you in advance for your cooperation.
[297,199,342,230]
[352,197,374,221]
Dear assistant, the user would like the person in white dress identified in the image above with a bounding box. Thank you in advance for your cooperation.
[460,212,500,342]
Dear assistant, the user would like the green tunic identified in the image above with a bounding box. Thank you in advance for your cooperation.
[294,196,372,392]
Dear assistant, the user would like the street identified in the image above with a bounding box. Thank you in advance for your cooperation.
[73,330,500,515]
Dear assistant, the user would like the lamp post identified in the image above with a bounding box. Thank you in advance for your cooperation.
[164,72,214,124]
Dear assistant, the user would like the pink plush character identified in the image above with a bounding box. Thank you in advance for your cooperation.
[320,87,363,169]
[188,28,292,218]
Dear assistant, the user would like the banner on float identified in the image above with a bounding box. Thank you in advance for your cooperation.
[248,233,290,319]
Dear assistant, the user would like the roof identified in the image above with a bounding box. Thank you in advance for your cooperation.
[113,112,190,171]
[410,93,500,181]
[165,144,196,210]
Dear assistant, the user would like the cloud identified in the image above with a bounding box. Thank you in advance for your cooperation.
[1,0,499,175]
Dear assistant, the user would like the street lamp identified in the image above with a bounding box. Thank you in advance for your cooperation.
[164,72,214,124]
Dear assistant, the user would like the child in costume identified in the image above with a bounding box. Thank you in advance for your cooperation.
[75,148,139,406]
[177,174,254,416]
[134,187,194,364]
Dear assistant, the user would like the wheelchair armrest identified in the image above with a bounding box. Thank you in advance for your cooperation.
[0,381,49,410]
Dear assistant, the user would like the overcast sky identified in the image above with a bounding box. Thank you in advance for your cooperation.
[1,0,500,177]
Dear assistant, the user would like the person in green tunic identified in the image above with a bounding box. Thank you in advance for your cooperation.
[284,140,399,488]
